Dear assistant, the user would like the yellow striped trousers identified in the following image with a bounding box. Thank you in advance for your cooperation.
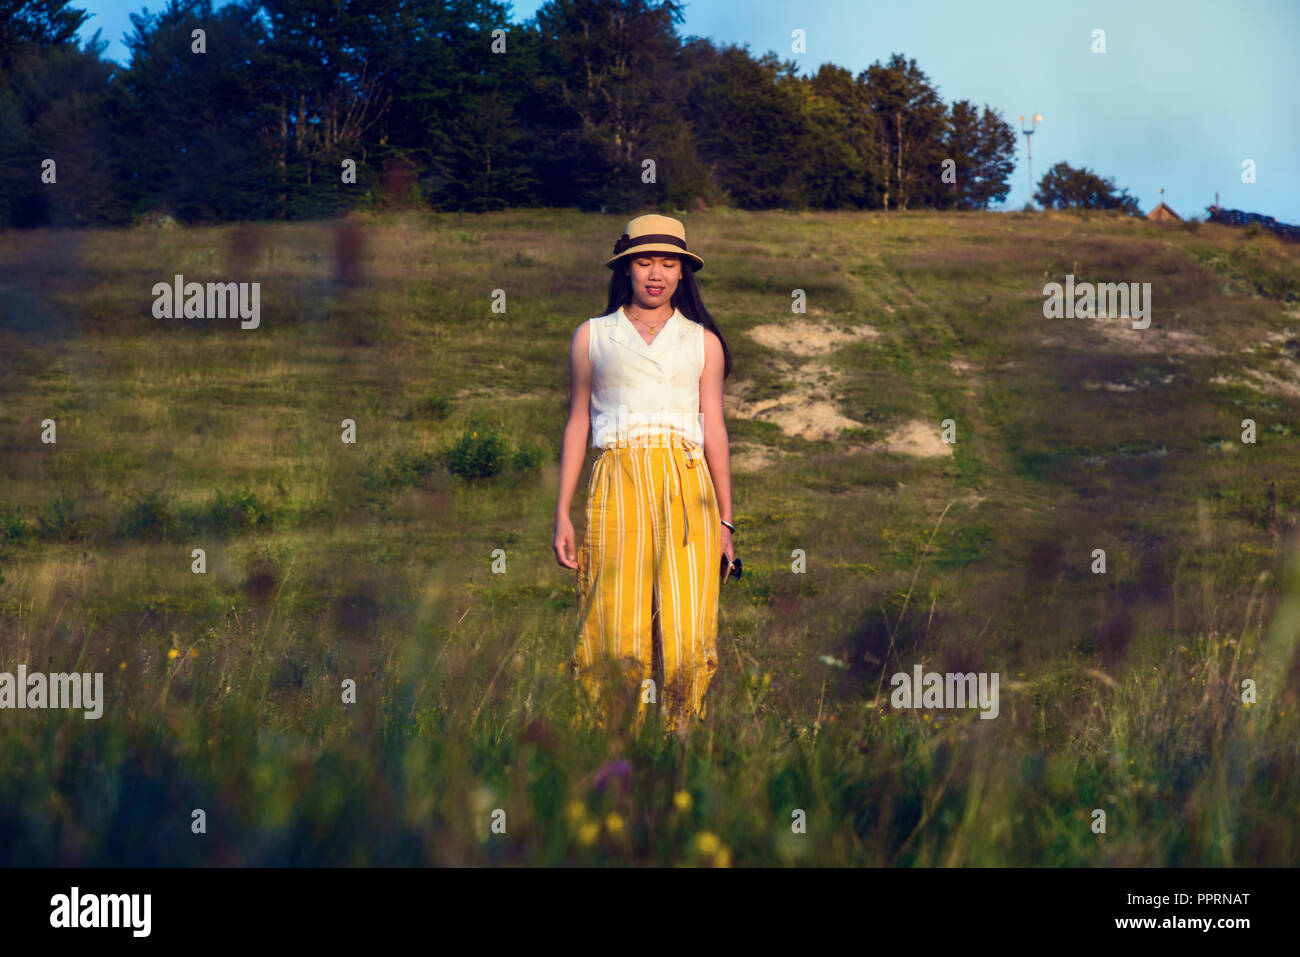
[572,433,722,733]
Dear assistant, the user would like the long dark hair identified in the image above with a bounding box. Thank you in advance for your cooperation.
[603,258,733,379]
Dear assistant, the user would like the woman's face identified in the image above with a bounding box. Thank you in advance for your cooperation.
[626,255,681,308]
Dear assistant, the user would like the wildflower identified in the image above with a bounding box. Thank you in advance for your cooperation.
[673,790,692,812]
[592,758,631,794]
[695,832,721,856]
[565,800,586,826]
[762,673,771,689]
[605,813,624,835]
[578,821,600,845]
[119,662,126,670]
[167,648,179,660]
[190,647,199,659]
[715,848,731,868]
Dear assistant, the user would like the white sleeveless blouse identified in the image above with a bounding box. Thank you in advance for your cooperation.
[588,305,705,449]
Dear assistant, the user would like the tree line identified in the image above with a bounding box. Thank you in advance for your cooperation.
[0,0,1029,228]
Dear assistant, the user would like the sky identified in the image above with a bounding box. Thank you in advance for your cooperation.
[75,0,1300,221]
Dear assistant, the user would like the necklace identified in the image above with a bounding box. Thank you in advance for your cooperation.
[625,306,667,334]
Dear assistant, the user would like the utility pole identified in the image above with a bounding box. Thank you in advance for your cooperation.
[1019,113,1042,204]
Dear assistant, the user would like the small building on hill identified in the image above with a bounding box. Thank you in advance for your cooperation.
[1147,201,1182,223]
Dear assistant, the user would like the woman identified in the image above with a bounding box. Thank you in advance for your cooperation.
[553,214,736,735]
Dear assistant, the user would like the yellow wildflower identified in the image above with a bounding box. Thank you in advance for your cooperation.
[565,800,586,826]
[695,832,721,856]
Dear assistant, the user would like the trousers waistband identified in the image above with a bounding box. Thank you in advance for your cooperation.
[599,433,701,452]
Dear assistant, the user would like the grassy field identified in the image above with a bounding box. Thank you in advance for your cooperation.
[2,207,1300,865]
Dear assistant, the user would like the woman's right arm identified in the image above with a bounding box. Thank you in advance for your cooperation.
[553,322,592,568]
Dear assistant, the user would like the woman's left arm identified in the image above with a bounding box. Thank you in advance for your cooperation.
[699,329,732,527]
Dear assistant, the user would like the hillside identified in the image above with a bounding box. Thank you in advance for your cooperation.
[1,208,1299,865]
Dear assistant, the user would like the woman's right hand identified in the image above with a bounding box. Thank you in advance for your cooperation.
[554,515,579,569]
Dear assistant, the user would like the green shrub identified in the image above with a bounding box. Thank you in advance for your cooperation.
[0,503,27,544]
[191,487,274,535]
[120,489,176,541]
[410,390,452,420]
[362,449,442,494]
[445,413,512,479]
[512,442,545,473]
[36,493,87,542]
[444,410,543,480]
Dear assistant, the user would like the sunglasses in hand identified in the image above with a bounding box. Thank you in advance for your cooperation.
[720,555,742,582]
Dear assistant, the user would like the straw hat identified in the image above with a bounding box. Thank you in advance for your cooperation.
[605,214,704,272]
